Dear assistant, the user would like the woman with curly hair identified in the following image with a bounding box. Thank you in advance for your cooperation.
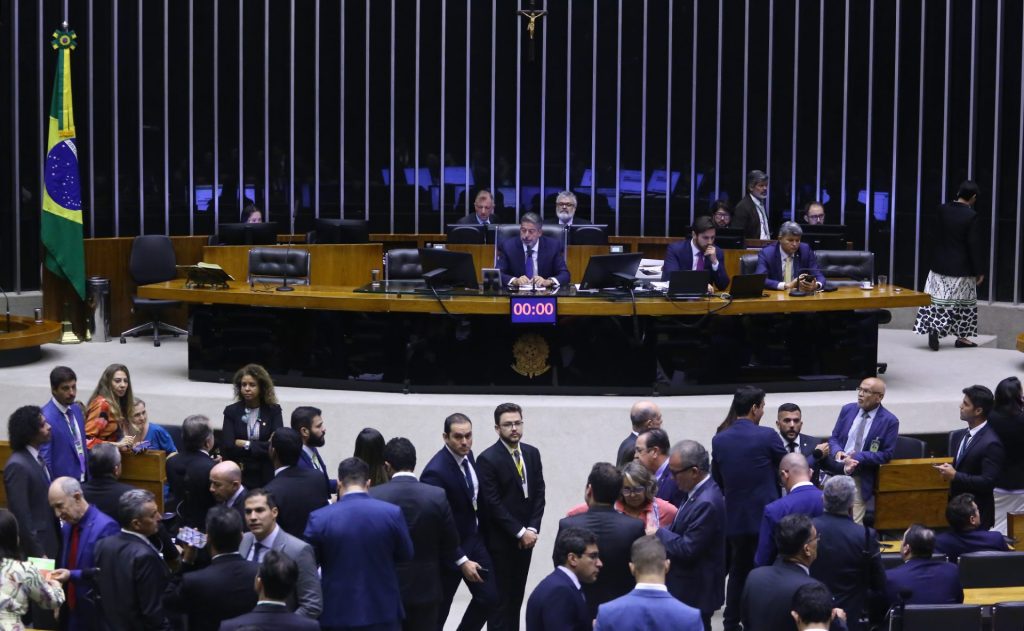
[0,508,65,629]
[85,364,136,450]
[221,363,283,489]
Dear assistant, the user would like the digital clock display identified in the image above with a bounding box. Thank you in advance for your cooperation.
[509,296,558,324]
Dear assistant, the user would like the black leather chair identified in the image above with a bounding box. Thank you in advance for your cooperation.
[495,223,522,244]
[739,253,759,275]
[247,248,311,286]
[991,602,1024,631]
[447,224,487,244]
[958,551,1024,588]
[900,604,982,631]
[880,551,946,570]
[384,249,423,281]
[893,435,928,459]
[815,250,875,286]
[119,235,189,347]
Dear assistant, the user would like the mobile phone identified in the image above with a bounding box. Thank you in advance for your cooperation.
[477,566,490,576]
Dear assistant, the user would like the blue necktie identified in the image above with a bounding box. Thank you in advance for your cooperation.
[461,459,474,496]
[525,248,535,278]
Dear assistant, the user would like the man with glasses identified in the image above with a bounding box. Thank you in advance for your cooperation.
[650,440,725,631]
[825,377,899,524]
[477,402,546,631]
[457,189,500,225]
[802,201,827,225]
[525,526,601,631]
[552,190,587,227]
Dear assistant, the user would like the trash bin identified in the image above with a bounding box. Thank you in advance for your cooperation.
[86,276,111,342]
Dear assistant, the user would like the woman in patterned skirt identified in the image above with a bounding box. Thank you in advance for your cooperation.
[913,180,985,350]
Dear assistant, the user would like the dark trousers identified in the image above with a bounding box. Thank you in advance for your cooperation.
[700,611,713,631]
[723,534,758,631]
[402,601,439,631]
[437,537,498,631]
[487,543,533,631]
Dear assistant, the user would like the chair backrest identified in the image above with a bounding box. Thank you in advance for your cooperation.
[130,235,179,285]
[992,602,1024,631]
[814,249,875,285]
[447,224,487,244]
[893,435,928,459]
[247,248,311,285]
[494,223,522,244]
[385,249,423,280]
[881,551,947,570]
[958,551,1024,588]
[739,253,759,276]
[901,604,982,631]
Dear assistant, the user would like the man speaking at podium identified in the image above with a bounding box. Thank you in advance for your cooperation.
[497,212,570,289]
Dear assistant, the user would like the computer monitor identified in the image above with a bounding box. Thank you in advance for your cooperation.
[579,252,643,290]
[216,222,280,246]
[801,224,847,250]
[568,224,609,245]
[313,218,369,244]
[714,227,746,250]
[418,248,479,289]
[446,223,487,244]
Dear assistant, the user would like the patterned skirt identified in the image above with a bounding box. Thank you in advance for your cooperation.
[913,272,978,338]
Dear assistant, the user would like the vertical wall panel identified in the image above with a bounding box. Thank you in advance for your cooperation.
[113,0,120,235]
[213,0,219,226]
[339,0,345,216]
[987,0,1003,301]
[940,0,950,199]
[12,0,20,289]
[664,0,672,235]
[163,0,170,232]
[189,0,195,235]
[88,0,96,237]
[888,0,900,281]
[688,0,696,223]
[765,0,773,216]
[589,0,597,221]
[137,0,144,233]
[864,0,875,249]
[839,0,849,225]
[614,0,622,235]
[815,0,823,199]
[714,0,722,201]
[789,0,800,215]
[238,0,244,216]
[1015,10,1024,304]
[289,0,296,231]
[565,0,572,190]
[314,0,320,218]
[640,0,648,234]
[263,0,270,217]
[913,1,925,289]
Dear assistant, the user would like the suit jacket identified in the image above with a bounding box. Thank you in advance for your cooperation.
[755,241,826,289]
[264,466,330,539]
[304,492,414,627]
[929,200,984,277]
[711,419,786,536]
[82,475,136,525]
[218,602,320,631]
[179,451,217,528]
[165,553,259,631]
[826,403,900,503]
[421,447,483,563]
[525,568,590,631]
[369,475,461,607]
[655,463,687,507]
[60,505,119,631]
[615,433,637,468]
[297,446,335,496]
[948,424,1005,529]
[40,399,88,482]
[754,484,825,567]
[732,195,768,240]
[496,235,570,285]
[221,401,284,489]
[3,449,60,559]
[656,477,726,614]
[558,506,646,618]
[476,440,546,552]
[93,531,172,630]
[594,587,704,631]
[810,513,886,631]
[239,527,322,618]
[988,408,1024,490]
[661,240,730,289]
[742,559,837,631]
[934,528,1009,563]
[884,558,963,606]
[456,213,500,225]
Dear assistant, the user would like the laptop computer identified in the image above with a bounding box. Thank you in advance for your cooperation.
[728,273,768,299]
[666,271,710,300]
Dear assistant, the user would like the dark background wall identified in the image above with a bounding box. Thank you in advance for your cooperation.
[3,0,1024,302]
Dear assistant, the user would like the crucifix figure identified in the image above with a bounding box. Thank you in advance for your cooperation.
[517,1,547,62]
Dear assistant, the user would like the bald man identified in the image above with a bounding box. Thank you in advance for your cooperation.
[210,461,246,523]
[753,454,824,567]
[617,401,663,467]
[826,377,900,523]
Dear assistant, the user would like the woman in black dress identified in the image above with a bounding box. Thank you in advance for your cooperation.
[221,363,283,489]
[989,376,1024,534]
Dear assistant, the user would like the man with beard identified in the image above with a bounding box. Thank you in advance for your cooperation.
[732,170,772,240]
[291,406,334,497]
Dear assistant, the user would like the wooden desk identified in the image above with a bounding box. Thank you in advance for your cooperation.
[874,457,953,531]
[963,586,1024,605]
[202,243,383,286]
[0,317,62,367]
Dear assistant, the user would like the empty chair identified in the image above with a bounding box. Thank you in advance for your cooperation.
[893,436,928,459]
[814,250,875,286]
[900,604,982,631]
[384,249,422,281]
[446,224,487,244]
[992,602,1024,631]
[739,253,759,276]
[247,248,311,286]
[119,235,189,347]
[958,551,1024,589]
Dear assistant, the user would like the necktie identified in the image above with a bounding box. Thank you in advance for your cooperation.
[695,252,705,271]
[252,541,265,563]
[310,450,322,472]
[783,257,793,283]
[461,459,474,496]
[956,432,972,465]
[851,411,870,453]
[525,248,535,278]
[788,441,798,453]
[64,410,86,480]
[756,201,770,239]
[513,449,525,483]
[37,454,51,482]
[67,524,81,609]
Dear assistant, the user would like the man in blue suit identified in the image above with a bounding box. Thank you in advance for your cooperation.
[40,366,88,482]
[886,524,963,606]
[755,453,825,567]
[934,493,1009,562]
[304,457,414,631]
[219,551,320,631]
[653,440,726,631]
[525,526,601,631]
[661,215,730,290]
[711,386,786,631]
[755,221,826,291]
[594,536,703,631]
[291,406,335,497]
[48,476,119,631]
[636,428,685,506]
[496,212,570,288]
[826,377,899,523]
[420,413,498,631]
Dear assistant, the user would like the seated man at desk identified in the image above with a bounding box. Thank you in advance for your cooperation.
[661,215,730,291]
[456,189,500,225]
[497,212,570,289]
[755,221,826,291]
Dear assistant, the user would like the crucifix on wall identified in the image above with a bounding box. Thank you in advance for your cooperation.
[517,1,547,62]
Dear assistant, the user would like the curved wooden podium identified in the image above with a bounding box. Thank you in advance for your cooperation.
[0,316,61,366]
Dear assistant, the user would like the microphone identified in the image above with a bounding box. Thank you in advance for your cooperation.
[276,233,296,292]
[0,284,10,333]
[812,447,825,461]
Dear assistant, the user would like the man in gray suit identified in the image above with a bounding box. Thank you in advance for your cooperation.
[238,488,322,619]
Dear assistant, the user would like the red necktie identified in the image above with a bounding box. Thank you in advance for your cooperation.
[67,524,80,609]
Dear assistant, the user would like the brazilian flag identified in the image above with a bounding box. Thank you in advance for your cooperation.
[41,27,86,300]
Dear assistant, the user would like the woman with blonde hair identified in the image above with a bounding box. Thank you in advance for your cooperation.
[85,364,136,450]
[221,363,283,489]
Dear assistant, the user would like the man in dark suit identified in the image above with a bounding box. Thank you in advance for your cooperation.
[711,386,786,631]
[4,406,60,559]
[167,414,218,528]
[525,526,601,631]
[826,377,900,523]
[635,428,685,506]
[594,536,703,631]
[48,476,119,631]
[551,190,587,227]
[478,402,547,631]
[886,524,963,606]
[208,460,246,522]
[305,457,414,631]
[755,221,826,291]
[93,489,173,630]
[558,463,645,619]
[456,189,500,225]
[776,403,829,471]
[82,443,136,519]
[810,476,885,631]
[934,493,1009,562]
[420,413,498,631]
[616,400,662,467]
[496,212,570,288]
[731,169,771,240]
[40,365,88,482]
[166,506,259,631]
[653,440,726,631]
[661,215,730,290]
[291,405,335,497]
[265,428,330,539]
[220,551,320,630]
[755,453,825,567]
[370,437,461,631]
[936,385,1005,529]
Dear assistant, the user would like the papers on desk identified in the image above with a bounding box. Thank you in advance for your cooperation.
[638,259,664,279]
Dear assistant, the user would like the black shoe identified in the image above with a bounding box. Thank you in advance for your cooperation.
[928,332,939,351]
[955,338,978,348]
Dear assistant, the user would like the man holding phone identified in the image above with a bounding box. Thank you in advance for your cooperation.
[662,215,730,291]
[755,222,826,292]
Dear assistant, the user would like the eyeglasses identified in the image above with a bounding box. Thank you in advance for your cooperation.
[670,465,696,476]
[621,486,647,496]
[805,533,820,546]
[499,421,524,429]
[556,202,576,208]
